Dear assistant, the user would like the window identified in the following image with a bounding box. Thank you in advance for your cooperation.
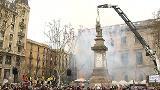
[5,55,11,65]
[11,24,14,30]
[19,19,25,31]
[110,38,114,47]
[0,13,2,19]
[0,55,3,64]
[22,9,25,16]
[16,56,20,66]
[0,32,3,38]
[29,51,33,59]
[8,43,12,51]
[22,19,24,22]
[139,74,143,81]
[124,75,128,81]
[9,34,13,41]
[65,58,68,67]
[0,41,3,48]
[62,59,64,68]
[135,36,140,44]
[4,10,8,17]
[121,36,126,46]
[18,46,22,53]
[54,56,57,65]
[4,69,10,79]
[12,15,15,23]
[121,53,129,65]
[136,51,143,65]
[112,75,115,80]
[2,20,7,27]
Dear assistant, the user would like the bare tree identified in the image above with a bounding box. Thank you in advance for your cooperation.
[44,19,76,86]
[148,9,160,57]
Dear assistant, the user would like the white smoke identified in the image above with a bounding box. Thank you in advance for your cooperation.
[73,23,152,81]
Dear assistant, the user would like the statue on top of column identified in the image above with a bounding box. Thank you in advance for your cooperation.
[96,8,102,37]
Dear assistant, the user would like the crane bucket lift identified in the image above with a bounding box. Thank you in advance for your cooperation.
[97,4,160,74]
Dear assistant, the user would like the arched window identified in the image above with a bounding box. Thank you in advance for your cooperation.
[121,36,127,46]
[112,75,115,80]
[124,75,128,82]
[9,34,13,41]
[136,51,143,65]
[139,74,143,81]
[121,52,129,65]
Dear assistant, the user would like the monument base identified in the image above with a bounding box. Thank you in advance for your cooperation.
[89,68,111,88]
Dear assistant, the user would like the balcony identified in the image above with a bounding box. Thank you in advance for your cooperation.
[17,41,24,47]
[18,32,25,37]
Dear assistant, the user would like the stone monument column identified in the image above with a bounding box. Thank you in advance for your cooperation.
[89,8,111,88]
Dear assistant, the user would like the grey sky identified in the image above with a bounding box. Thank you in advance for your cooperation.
[27,0,160,43]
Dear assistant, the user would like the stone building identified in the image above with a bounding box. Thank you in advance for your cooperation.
[107,20,156,82]
[75,19,157,82]
[25,39,70,81]
[25,39,50,79]
[54,49,70,82]
[0,0,29,83]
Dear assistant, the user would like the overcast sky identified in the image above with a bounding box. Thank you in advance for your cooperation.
[27,0,160,43]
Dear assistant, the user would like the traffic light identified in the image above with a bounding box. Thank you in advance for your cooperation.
[12,67,18,75]
[67,69,71,76]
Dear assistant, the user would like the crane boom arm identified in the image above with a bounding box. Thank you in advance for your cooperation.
[112,7,149,47]
[98,4,160,74]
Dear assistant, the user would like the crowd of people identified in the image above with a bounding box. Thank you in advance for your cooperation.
[0,83,127,90]
[0,77,158,90]
[0,82,158,90]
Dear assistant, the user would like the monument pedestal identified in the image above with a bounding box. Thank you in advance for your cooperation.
[90,68,111,88]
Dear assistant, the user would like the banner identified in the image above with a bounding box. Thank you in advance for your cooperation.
[149,75,160,83]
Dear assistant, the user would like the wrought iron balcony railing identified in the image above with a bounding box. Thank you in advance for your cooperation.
[17,40,24,46]
[18,31,25,37]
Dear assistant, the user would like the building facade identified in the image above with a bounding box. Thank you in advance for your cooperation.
[25,39,70,82]
[107,20,155,82]
[0,0,29,83]
[75,19,156,82]
[25,39,50,80]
